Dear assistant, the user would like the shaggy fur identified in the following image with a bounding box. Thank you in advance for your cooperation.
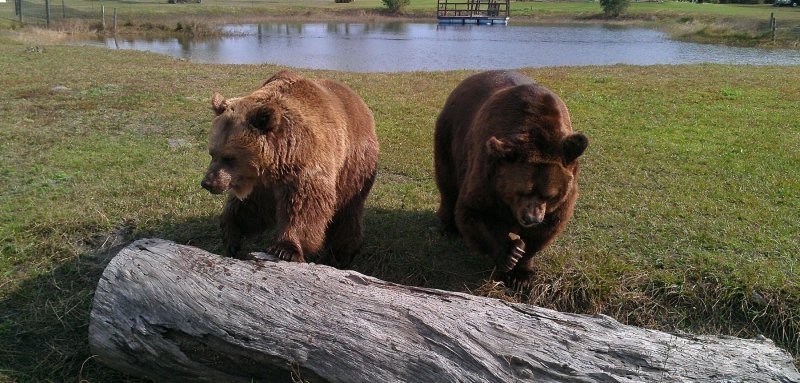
[434,70,588,286]
[202,70,379,267]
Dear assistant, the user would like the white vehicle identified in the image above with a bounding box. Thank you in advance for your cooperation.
[774,0,798,7]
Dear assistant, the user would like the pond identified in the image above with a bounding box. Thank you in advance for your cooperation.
[85,22,800,71]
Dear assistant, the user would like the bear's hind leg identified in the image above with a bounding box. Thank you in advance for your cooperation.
[434,126,459,236]
[324,202,365,268]
[323,171,375,268]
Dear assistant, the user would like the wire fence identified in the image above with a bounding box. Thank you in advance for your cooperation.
[10,0,123,27]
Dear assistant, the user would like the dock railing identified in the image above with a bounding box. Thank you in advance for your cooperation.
[437,0,510,19]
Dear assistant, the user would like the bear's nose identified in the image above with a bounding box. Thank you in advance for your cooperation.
[201,179,212,191]
[521,212,542,227]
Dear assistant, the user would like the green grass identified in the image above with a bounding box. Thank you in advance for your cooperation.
[0,30,799,381]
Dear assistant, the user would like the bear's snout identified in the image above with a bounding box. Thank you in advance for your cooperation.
[521,212,542,227]
[201,174,228,195]
[200,178,214,192]
[518,202,547,228]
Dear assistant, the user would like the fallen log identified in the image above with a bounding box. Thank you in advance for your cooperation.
[89,238,800,382]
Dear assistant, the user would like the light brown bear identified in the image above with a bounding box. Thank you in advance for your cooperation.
[434,70,588,286]
[201,70,379,267]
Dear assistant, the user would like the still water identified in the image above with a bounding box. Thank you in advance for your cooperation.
[88,22,800,71]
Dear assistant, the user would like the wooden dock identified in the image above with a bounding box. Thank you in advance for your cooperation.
[437,0,510,25]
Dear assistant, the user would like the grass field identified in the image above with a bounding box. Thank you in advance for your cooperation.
[2,0,800,46]
[0,11,799,382]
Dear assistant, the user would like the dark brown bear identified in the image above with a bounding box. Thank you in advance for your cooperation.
[434,70,588,286]
[201,70,379,267]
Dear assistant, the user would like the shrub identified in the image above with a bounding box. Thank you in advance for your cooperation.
[382,0,410,13]
[600,0,629,17]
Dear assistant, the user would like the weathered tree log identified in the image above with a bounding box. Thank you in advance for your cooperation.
[89,238,800,382]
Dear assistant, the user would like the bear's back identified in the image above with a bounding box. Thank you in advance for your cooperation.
[437,70,533,142]
[314,78,379,204]
[435,71,541,184]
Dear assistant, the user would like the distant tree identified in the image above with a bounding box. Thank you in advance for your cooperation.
[382,0,410,13]
[600,0,629,17]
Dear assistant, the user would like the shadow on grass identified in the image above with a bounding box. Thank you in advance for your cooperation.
[0,207,493,381]
[0,241,147,382]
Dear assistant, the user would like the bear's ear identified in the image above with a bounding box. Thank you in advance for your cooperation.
[522,91,560,118]
[538,93,558,112]
[211,92,228,115]
[486,136,517,160]
[562,133,589,164]
[248,107,281,133]
[262,70,302,87]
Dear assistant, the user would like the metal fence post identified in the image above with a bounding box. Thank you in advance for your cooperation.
[771,12,776,43]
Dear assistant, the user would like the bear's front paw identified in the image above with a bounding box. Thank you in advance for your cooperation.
[223,244,242,259]
[505,268,535,291]
[500,234,526,272]
[265,242,305,263]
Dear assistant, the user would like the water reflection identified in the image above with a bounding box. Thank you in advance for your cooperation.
[89,22,800,72]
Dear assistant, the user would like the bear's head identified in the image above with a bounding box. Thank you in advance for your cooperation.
[201,90,284,200]
[487,133,588,227]
[484,88,588,228]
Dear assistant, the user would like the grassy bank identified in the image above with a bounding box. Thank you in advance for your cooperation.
[0,33,798,381]
[2,0,800,47]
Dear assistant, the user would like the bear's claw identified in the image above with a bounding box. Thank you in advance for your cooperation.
[502,244,525,272]
[249,251,280,262]
[265,242,303,262]
[501,236,526,272]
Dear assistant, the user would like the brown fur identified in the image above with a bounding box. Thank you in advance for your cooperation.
[202,70,379,267]
[434,70,588,286]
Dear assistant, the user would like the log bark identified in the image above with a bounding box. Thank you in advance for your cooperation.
[89,238,800,383]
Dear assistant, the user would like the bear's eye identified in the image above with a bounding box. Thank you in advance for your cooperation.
[221,156,235,165]
[542,189,560,200]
